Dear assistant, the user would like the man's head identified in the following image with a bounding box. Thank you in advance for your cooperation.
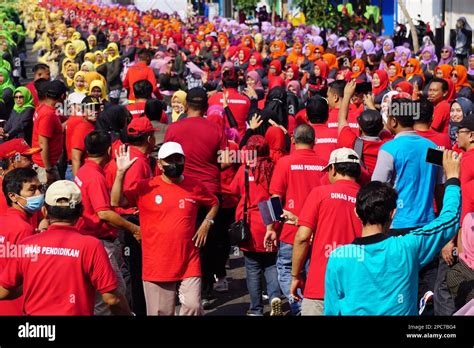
[137,49,152,65]
[357,109,383,136]
[2,168,43,213]
[45,180,83,224]
[386,98,416,134]
[0,139,41,173]
[306,95,329,124]
[127,117,158,153]
[355,181,398,228]
[85,130,112,161]
[186,87,208,115]
[157,142,185,180]
[81,96,101,123]
[324,148,361,184]
[293,124,315,147]
[454,116,474,151]
[222,67,238,89]
[45,80,68,102]
[428,78,449,105]
[34,78,50,101]
[133,80,153,100]
[327,80,346,108]
[414,97,434,126]
[33,63,51,81]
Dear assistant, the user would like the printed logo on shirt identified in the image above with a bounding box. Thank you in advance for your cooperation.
[74,176,83,187]
[315,138,337,144]
[185,198,197,204]
[330,192,356,203]
[216,98,248,105]
[327,122,358,129]
[290,164,325,171]
[155,195,163,205]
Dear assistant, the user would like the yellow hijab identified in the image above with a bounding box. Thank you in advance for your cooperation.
[94,50,105,67]
[171,90,187,122]
[63,61,78,87]
[106,43,120,62]
[64,43,77,60]
[72,39,87,55]
[88,79,108,101]
[84,52,96,64]
[73,71,87,94]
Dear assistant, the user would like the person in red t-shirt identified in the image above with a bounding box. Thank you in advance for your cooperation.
[0,139,42,216]
[305,95,337,162]
[164,88,231,306]
[126,80,152,119]
[111,142,219,316]
[428,78,451,134]
[123,49,160,101]
[74,131,140,315]
[0,180,132,316]
[264,124,326,315]
[25,63,51,107]
[230,135,283,316]
[70,97,101,178]
[0,168,41,315]
[290,148,363,315]
[414,98,452,150]
[31,80,67,184]
[327,81,360,134]
[337,80,387,175]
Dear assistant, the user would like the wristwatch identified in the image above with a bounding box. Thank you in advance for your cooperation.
[205,218,215,225]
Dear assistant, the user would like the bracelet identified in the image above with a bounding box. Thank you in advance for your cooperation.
[291,273,301,278]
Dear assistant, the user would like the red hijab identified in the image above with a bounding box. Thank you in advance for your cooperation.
[313,60,328,79]
[372,69,389,96]
[248,52,263,72]
[265,126,287,163]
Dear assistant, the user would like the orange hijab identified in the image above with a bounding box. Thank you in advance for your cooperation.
[388,62,404,82]
[241,35,255,50]
[351,59,365,79]
[270,41,287,59]
[434,64,454,79]
[323,53,338,70]
[286,42,304,65]
[405,58,425,82]
[453,65,471,92]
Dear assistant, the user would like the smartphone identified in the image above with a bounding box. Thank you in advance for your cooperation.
[355,82,372,95]
[270,196,284,222]
[426,148,444,166]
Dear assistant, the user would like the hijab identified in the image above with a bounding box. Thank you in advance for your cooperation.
[73,71,87,94]
[171,90,187,122]
[248,52,263,72]
[107,42,121,62]
[323,53,338,70]
[388,61,404,83]
[247,71,264,91]
[351,59,365,79]
[88,79,108,101]
[405,58,424,82]
[265,126,287,163]
[438,46,454,65]
[434,64,454,79]
[372,69,389,96]
[453,65,471,92]
[13,86,34,114]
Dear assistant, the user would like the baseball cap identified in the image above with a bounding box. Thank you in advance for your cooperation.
[0,139,41,159]
[186,87,208,107]
[357,109,383,135]
[127,117,160,136]
[81,96,102,112]
[453,117,474,131]
[45,180,82,207]
[158,141,185,159]
[323,148,360,171]
[46,80,68,99]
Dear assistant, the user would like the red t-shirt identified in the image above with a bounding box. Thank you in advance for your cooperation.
[165,117,228,194]
[0,176,8,216]
[269,148,326,245]
[74,160,117,240]
[32,104,64,168]
[431,100,450,134]
[125,176,218,282]
[126,101,146,119]
[416,129,452,150]
[337,125,386,175]
[0,225,117,315]
[230,165,273,252]
[461,149,474,223]
[208,88,250,136]
[220,141,240,209]
[65,116,85,161]
[123,62,159,100]
[71,121,95,154]
[0,208,34,315]
[25,82,39,107]
[327,106,360,135]
[298,180,362,299]
[311,123,338,162]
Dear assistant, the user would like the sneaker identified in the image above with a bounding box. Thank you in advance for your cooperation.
[202,298,212,310]
[270,298,283,316]
[262,293,269,301]
[213,278,229,292]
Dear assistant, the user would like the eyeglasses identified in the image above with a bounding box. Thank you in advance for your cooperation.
[456,129,471,134]
[14,95,24,99]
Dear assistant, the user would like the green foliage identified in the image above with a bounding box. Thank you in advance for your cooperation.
[234,0,258,14]
[294,0,338,28]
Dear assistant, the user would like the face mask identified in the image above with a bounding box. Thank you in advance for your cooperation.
[17,194,45,213]
[162,163,184,178]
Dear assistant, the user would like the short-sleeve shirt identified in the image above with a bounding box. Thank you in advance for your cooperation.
[32,104,64,167]
[71,121,95,153]
[311,123,338,162]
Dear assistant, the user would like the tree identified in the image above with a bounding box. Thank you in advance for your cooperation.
[397,0,419,52]
[234,0,258,16]
[294,0,337,28]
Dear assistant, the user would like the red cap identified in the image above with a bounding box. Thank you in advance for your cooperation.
[0,139,42,159]
[127,117,160,136]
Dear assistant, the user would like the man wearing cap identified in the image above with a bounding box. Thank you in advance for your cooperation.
[337,80,388,175]
[0,139,42,215]
[111,142,219,315]
[69,96,101,178]
[74,131,140,315]
[290,148,363,315]
[31,80,68,184]
[164,87,229,306]
[0,180,132,315]
[0,168,42,315]
[264,124,327,315]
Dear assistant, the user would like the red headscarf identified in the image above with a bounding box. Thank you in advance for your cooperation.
[444,78,456,102]
[264,126,287,163]
[313,60,328,79]
[268,59,282,82]
[372,70,389,96]
[238,47,251,64]
[248,52,263,72]
[268,76,285,90]
[245,135,274,188]
[286,64,300,82]
[395,81,413,95]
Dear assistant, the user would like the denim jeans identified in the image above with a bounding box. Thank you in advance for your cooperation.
[243,251,281,315]
[276,241,309,315]
[65,164,74,181]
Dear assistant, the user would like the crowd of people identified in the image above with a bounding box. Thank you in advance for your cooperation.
[0,0,473,316]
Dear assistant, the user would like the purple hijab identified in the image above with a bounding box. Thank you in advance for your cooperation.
[383,39,395,54]
[327,34,338,48]
[439,46,454,65]
[421,46,438,65]
[353,40,364,59]
[363,39,376,55]
[469,54,474,75]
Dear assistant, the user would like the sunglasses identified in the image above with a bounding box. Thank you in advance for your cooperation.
[14,95,24,99]
[441,50,449,53]
[406,64,414,68]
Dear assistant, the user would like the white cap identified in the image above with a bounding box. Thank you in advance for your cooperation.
[45,180,82,207]
[158,142,185,159]
[67,92,86,105]
[323,148,360,171]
